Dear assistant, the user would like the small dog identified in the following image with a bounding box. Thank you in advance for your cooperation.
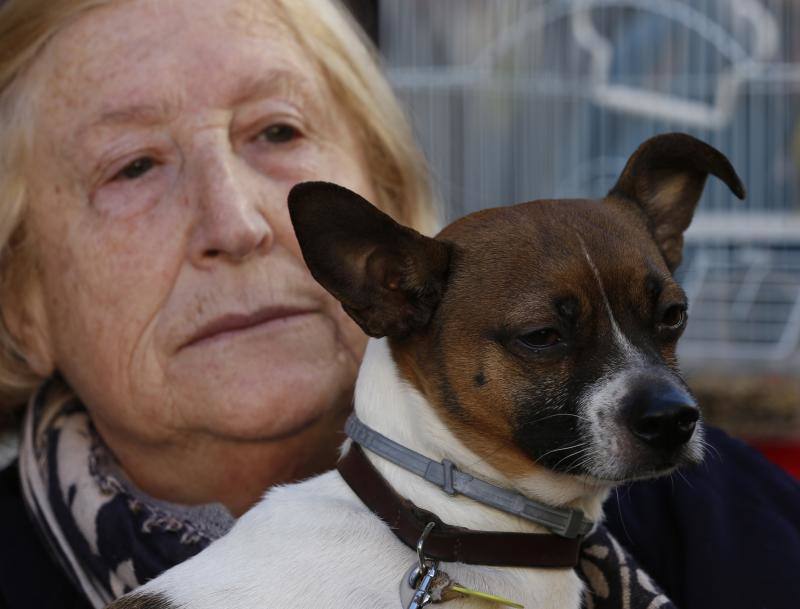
[110,133,744,609]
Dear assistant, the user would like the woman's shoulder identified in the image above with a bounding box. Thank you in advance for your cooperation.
[0,461,91,609]
[604,425,800,609]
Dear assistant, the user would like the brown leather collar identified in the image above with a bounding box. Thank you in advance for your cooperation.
[337,444,582,568]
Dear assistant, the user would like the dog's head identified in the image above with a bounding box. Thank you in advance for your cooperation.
[289,133,744,483]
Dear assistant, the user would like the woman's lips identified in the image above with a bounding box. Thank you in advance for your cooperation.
[181,307,316,350]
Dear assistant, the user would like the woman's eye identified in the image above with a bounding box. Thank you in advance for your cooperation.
[517,328,563,350]
[259,123,301,144]
[659,304,687,331]
[112,157,155,181]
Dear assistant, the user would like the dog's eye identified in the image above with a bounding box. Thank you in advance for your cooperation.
[517,328,563,350]
[658,304,687,331]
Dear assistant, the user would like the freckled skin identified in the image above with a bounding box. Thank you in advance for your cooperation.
[14,0,375,515]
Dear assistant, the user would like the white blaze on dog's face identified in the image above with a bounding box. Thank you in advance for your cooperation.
[574,235,704,480]
[290,134,745,484]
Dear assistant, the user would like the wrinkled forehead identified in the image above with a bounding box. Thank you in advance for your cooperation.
[26,0,322,138]
[438,200,668,319]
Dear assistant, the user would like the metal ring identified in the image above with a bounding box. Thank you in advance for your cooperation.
[416,521,436,572]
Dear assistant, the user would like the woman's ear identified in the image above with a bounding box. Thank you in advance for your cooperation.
[2,274,55,377]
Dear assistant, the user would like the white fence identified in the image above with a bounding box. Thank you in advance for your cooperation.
[379,0,800,370]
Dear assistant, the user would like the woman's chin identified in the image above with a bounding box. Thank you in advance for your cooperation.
[166,332,359,441]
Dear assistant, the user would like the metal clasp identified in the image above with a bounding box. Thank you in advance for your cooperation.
[404,522,439,609]
[416,521,436,573]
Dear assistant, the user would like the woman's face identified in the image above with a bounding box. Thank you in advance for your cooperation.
[22,0,371,448]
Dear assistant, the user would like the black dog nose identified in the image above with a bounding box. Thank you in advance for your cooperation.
[627,387,699,451]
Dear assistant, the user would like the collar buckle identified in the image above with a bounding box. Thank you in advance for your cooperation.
[558,508,586,539]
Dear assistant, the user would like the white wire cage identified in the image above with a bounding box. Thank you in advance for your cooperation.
[378,0,800,371]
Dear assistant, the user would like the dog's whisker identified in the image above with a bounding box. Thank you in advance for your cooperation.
[550,446,595,471]
[698,438,722,462]
[675,467,695,490]
[562,448,604,475]
[613,487,634,543]
[554,446,606,475]
[533,442,588,465]
[524,412,593,425]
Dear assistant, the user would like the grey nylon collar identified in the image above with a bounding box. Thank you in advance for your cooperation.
[345,414,593,539]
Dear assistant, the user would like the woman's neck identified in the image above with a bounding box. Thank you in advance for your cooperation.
[353,338,609,533]
[95,399,351,517]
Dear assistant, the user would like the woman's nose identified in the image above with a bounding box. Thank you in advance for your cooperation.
[188,149,274,265]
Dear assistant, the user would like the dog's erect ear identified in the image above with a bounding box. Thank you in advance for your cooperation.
[608,133,745,271]
[288,182,451,338]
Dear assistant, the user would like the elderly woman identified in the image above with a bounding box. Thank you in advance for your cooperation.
[0,0,431,603]
[0,1,798,609]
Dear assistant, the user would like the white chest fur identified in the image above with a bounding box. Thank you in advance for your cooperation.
[136,338,608,609]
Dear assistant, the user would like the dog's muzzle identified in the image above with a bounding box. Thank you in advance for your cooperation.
[622,381,699,453]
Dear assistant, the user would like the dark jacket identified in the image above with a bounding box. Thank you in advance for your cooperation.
[1,425,799,609]
[604,425,800,609]
[0,459,90,609]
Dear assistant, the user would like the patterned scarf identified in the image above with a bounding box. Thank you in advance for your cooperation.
[18,378,234,608]
[18,377,676,609]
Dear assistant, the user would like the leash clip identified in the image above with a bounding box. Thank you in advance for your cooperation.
[416,521,437,573]
[402,522,439,609]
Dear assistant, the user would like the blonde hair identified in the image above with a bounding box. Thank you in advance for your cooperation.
[0,0,439,416]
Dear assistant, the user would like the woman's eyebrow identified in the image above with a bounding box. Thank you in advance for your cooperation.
[75,70,326,141]
[76,100,177,140]
[231,69,323,110]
